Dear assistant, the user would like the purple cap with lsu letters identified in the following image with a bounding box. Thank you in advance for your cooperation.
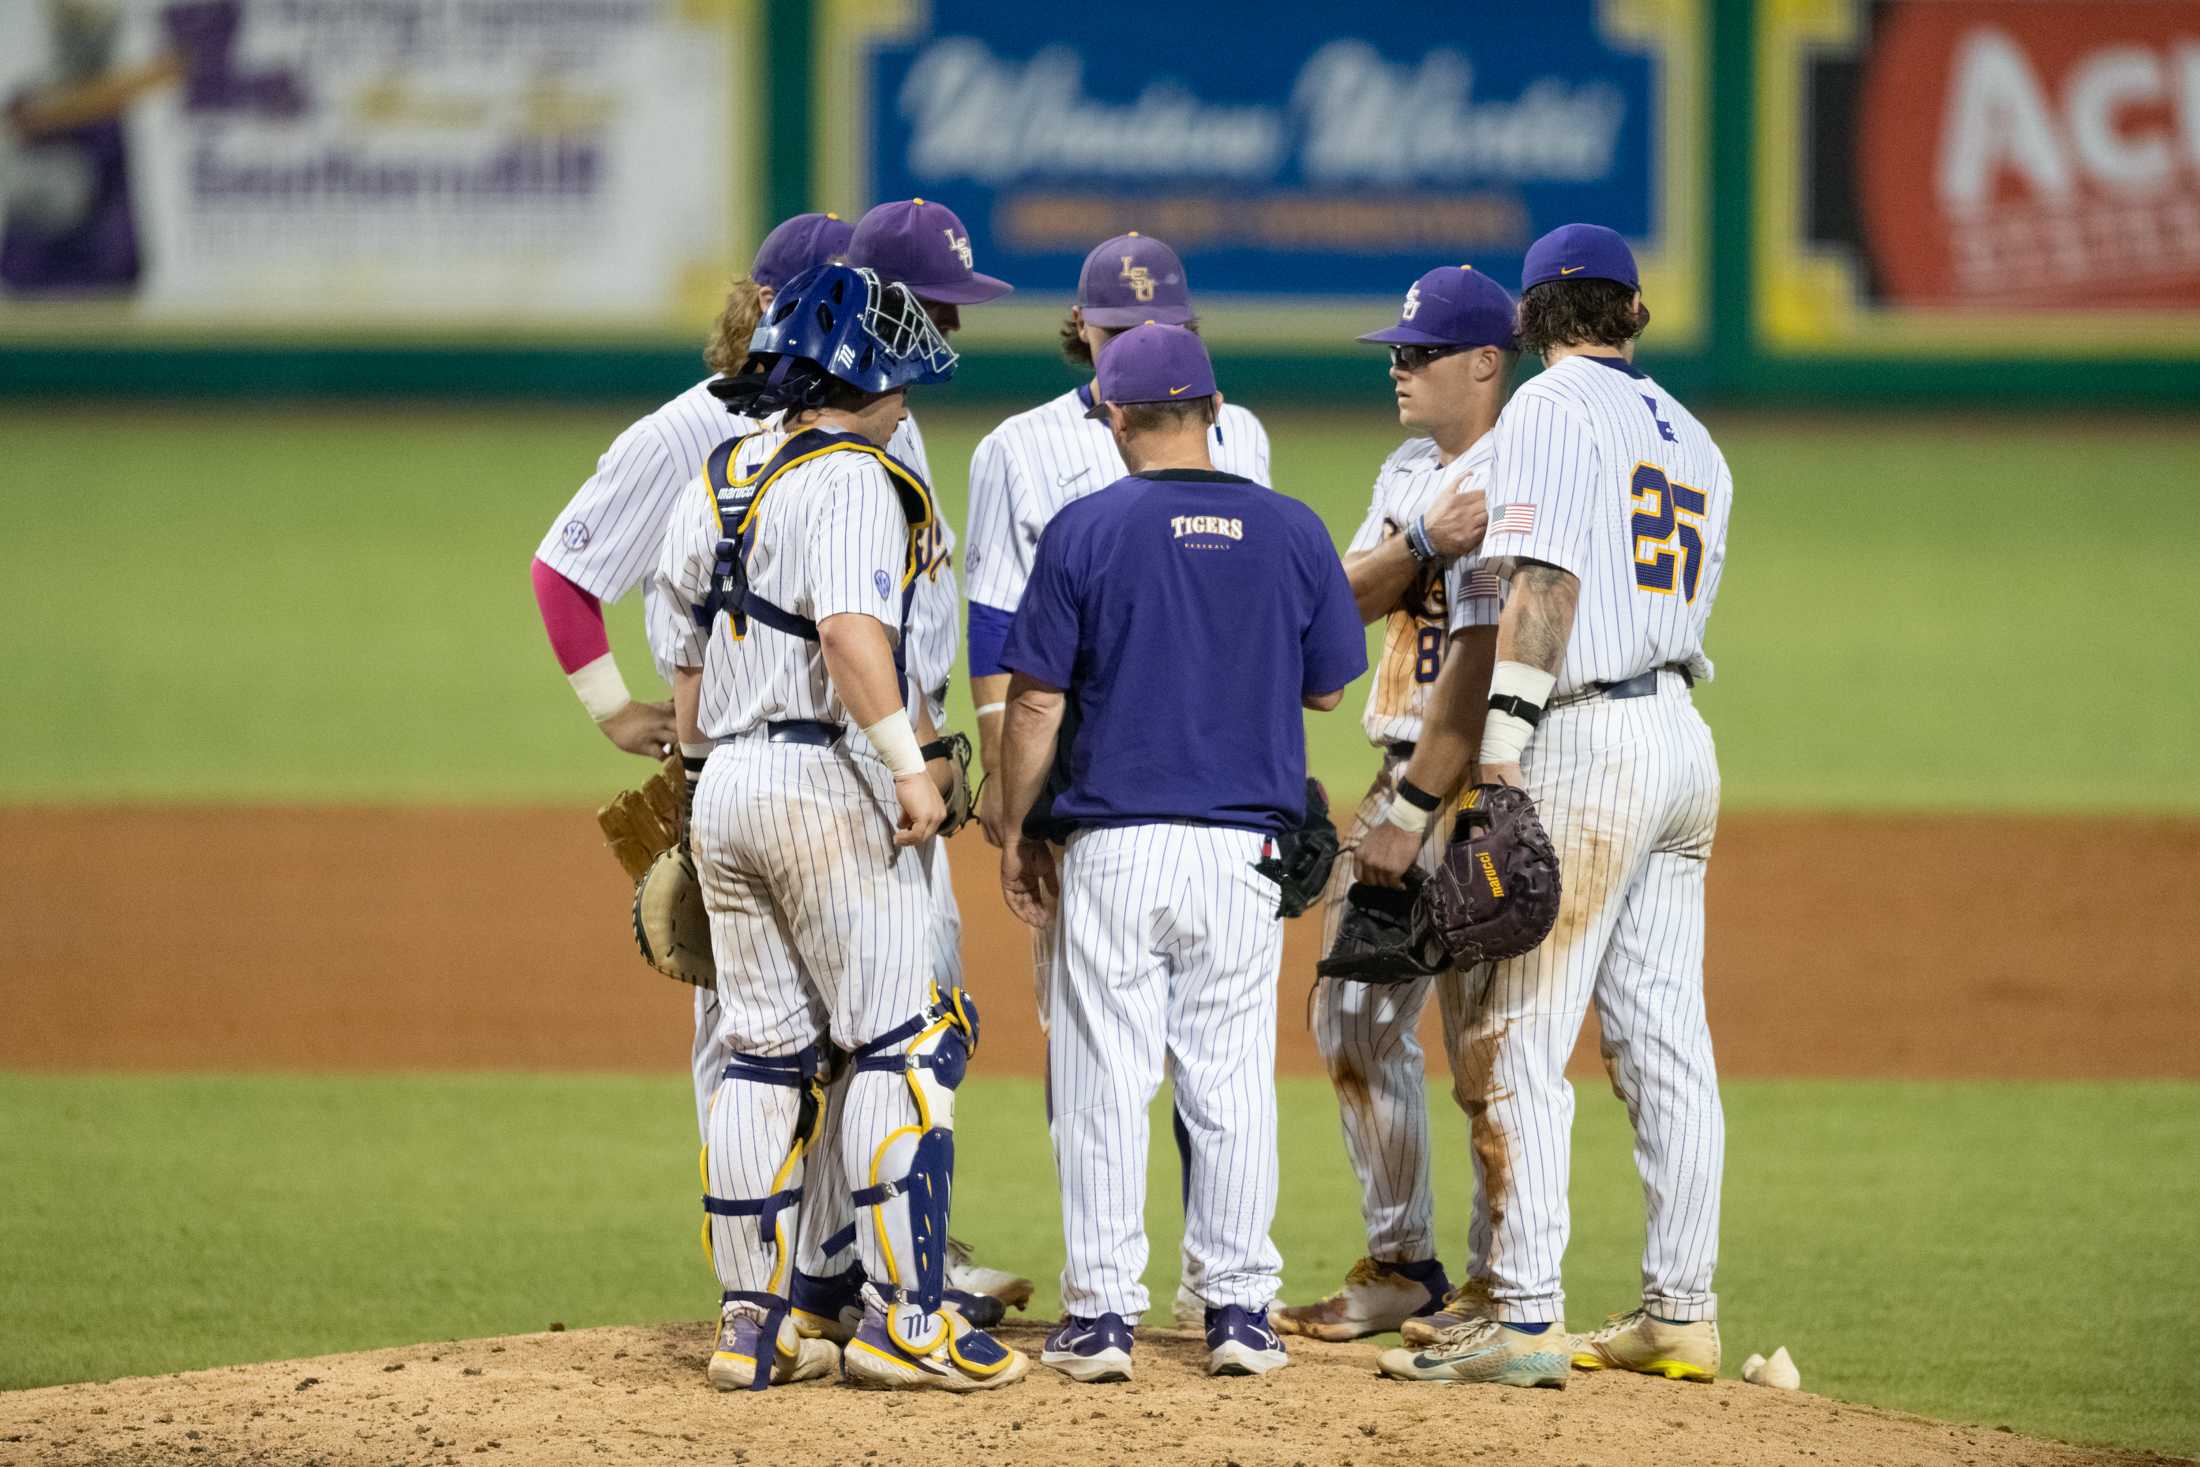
[847,198,1013,304]
[1520,222,1641,292]
[1078,232,1194,326]
[750,212,853,291]
[1086,322,1217,419]
[1358,265,1517,349]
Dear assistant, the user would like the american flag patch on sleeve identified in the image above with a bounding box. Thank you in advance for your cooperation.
[1489,503,1537,538]
[1461,568,1502,600]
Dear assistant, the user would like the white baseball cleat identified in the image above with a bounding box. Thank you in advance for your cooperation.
[946,1236,1035,1314]
[1572,1308,1720,1381]
[1272,1256,1453,1342]
[1378,1317,1570,1388]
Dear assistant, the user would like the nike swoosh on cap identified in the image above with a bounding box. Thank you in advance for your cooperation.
[1558,265,1585,275]
[1167,384,1192,395]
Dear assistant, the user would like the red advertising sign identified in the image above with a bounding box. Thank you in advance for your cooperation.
[1858,2,2200,310]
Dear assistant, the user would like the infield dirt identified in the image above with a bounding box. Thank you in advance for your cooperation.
[4,807,2194,1078]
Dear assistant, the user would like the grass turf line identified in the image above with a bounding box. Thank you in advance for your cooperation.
[4,407,2196,809]
[1,1073,2193,1455]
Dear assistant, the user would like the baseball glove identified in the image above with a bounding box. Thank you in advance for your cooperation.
[597,752,685,881]
[632,845,713,986]
[1253,778,1341,918]
[1425,784,1562,967]
[1315,868,1451,983]
[925,732,975,837]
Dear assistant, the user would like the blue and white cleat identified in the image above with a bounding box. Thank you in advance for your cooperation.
[1041,1313,1136,1383]
[705,1308,839,1390]
[1204,1304,1289,1377]
[841,1303,1029,1392]
[1377,1317,1570,1388]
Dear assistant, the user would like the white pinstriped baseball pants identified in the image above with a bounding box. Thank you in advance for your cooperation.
[1050,823,1285,1321]
[1463,672,1724,1324]
[687,739,939,1308]
[1310,748,1474,1265]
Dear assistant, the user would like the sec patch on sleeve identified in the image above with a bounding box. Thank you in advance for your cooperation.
[875,569,891,599]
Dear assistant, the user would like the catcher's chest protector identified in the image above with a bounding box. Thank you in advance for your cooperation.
[694,427,936,669]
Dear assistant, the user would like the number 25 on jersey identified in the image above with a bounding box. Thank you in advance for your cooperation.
[1630,463,1706,601]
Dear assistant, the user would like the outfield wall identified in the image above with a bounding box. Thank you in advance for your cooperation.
[2,0,2196,403]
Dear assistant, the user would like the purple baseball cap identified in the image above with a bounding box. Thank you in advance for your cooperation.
[1521,223,1641,292]
[1086,323,1217,418]
[751,212,853,291]
[1078,232,1194,327]
[1359,265,1517,349]
[846,198,1013,305]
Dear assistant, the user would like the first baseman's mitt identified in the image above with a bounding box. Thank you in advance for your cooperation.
[633,845,713,986]
[1425,784,1562,966]
[925,732,975,837]
[1316,869,1451,983]
[1253,778,1342,918]
[598,753,712,986]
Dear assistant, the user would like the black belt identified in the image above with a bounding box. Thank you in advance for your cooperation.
[763,719,843,746]
[1557,664,1694,707]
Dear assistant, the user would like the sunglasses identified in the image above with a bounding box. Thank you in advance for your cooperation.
[1388,343,1470,372]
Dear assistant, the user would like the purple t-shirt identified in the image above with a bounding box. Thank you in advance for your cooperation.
[1001,468,1365,835]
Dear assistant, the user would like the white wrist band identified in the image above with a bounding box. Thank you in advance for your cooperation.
[1383,799,1432,835]
[680,741,714,761]
[862,709,927,778]
[568,653,630,723]
[1479,710,1535,766]
[1479,660,1556,765]
[973,702,1007,719]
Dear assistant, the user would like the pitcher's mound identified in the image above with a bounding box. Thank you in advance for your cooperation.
[0,1322,2178,1467]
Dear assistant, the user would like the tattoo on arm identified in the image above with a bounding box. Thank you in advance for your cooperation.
[1503,562,1580,674]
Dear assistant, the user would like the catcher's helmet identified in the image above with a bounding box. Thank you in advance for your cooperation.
[711,264,957,415]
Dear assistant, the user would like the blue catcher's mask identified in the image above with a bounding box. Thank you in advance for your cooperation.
[714,264,957,414]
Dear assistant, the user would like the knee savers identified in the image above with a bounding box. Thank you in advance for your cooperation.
[701,1043,829,1388]
[849,984,979,1350]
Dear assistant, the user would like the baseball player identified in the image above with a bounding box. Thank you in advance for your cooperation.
[778,197,1033,1338]
[1365,224,1732,1388]
[994,324,1366,1382]
[530,208,1028,1329]
[1271,266,1515,1343]
[963,232,1272,1324]
[653,262,1026,1392]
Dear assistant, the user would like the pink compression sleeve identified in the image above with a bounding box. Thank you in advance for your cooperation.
[531,557,611,674]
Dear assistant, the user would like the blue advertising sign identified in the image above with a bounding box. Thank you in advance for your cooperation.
[850,0,1701,336]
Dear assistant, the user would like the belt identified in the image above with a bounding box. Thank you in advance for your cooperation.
[1385,740,1417,761]
[762,719,843,746]
[1558,664,1694,708]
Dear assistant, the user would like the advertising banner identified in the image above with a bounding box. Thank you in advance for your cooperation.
[819,0,1705,347]
[0,0,754,339]
[1758,0,2200,356]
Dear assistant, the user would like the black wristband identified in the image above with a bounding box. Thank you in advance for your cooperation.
[1487,692,1545,728]
[1403,516,1439,565]
[1395,777,1442,813]
[920,738,952,762]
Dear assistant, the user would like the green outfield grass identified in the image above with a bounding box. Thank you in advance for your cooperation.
[2,1074,2194,1454]
[3,405,2196,809]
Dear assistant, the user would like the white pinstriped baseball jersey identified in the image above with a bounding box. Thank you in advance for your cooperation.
[1345,432,1502,748]
[650,432,914,742]
[1476,356,1731,696]
[538,377,949,708]
[963,387,1270,614]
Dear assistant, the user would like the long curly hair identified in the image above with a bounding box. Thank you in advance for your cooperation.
[702,277,767,377]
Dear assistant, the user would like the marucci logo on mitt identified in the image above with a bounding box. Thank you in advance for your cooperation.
[1316,784,1561,984]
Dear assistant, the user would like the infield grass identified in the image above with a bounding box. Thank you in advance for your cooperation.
[2,1073,2195,1455]
[4,405,2197,810]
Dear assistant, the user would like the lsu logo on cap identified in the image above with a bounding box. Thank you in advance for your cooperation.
[1401,282,1422,320]
[1120,255,1156,302]
[942,229,974,269]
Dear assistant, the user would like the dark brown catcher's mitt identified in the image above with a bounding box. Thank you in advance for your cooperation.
[1425,784,1562,966]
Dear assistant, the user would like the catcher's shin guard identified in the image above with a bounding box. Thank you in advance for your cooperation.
[850,984,980,1353]
[701,1043,827,1390]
